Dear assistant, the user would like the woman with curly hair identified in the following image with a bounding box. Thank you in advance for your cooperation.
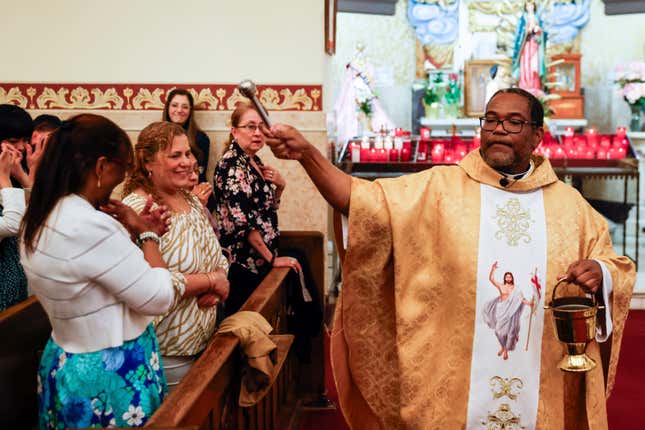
[122,121,229,388]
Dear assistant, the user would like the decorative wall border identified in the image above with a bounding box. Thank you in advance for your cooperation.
[0,83,322,111]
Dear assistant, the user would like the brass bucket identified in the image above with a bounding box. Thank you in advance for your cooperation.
[544,279,604,372]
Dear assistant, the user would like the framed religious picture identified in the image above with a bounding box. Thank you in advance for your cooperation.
[464,59,497,117]
[325,0,337,55]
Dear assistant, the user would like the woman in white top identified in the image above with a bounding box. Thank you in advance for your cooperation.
[122,121,229,387]
[20,114,176,429]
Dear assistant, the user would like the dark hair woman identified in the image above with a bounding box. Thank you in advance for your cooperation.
[0,104,33,311]
[20,114,176,428]
[162,89,211,182]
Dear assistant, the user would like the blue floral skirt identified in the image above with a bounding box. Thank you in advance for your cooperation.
[37,324,168,429]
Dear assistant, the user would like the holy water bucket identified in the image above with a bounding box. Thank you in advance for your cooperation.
[544,279,604,372]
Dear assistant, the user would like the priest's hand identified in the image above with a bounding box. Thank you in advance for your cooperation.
[265,123,352,216]
[561,259,603,294]
[264,124,312,161]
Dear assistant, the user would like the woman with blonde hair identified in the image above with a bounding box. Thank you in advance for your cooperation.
[122,121,229,387]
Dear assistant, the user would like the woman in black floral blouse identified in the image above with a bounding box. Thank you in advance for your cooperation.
[214,103,301,314]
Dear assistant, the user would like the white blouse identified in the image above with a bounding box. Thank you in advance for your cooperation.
[122,193,229,356]
[20,194,175,353]
[0,187,26,239]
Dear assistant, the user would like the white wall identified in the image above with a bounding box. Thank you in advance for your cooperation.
[581,0,645,131]
[0,0,325,84]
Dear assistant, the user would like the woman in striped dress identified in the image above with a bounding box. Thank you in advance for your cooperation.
[122,121,229,388]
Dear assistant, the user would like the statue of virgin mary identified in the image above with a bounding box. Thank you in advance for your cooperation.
[511,0,547,93]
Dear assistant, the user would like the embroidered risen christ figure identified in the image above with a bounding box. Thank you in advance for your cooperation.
[482,261,534,360]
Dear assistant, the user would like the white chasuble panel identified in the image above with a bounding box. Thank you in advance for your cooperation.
[466,185,547,430]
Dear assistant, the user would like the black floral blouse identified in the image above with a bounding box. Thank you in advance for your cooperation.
[214,141,279,274]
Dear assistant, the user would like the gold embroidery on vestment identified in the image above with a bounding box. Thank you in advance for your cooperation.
[483,403,525,429]
[490,376,524,400]
[494,198,533,246]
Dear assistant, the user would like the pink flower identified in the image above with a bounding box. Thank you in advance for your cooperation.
[623,82,645,104]
[230,207,247,223]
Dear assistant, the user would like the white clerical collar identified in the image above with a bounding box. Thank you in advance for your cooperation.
[499,160,535,181]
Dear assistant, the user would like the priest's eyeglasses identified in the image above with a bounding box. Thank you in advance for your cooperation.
[479,117,537,134]
[236,123,267,133]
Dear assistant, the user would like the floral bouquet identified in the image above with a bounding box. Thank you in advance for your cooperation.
[413,72,462,119]
[614,61,645,130]
[525,87,560,119]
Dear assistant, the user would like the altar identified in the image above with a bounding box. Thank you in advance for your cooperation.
[329,0,645,283]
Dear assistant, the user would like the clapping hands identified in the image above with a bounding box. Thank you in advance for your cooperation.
[191,182,213,206]
[101,195,172,239]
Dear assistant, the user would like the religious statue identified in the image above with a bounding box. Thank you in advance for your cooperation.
[485,64,513,105]
[511,0,547,93]
[334,42,394,150]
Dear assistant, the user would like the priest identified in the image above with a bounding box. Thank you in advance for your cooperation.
[264,88,634,429]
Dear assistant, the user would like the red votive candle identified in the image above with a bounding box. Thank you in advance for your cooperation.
[444,151,454,164]
[553,146,565,159]
[389,148,399,162]
[431,143,445,163]
[586,128,598,148]
[616,127,627,139]
[360,147,369,162]
[417,141,429,162]
[400,147,411,162]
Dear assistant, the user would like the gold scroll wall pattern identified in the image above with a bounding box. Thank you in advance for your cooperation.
[0,84,322,111]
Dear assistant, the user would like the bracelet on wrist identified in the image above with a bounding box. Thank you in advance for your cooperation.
[206,272,215,290]
[136,231,160,247]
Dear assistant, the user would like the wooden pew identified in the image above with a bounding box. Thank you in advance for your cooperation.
[146,230,325,429]
[0,231,325,429]
[0,295,51,428]
[279,231,326,404]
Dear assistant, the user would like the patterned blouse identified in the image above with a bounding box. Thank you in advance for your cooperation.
[214,141,279,274]
[122,192,229,356]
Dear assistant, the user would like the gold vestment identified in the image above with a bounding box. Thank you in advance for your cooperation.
[331,151,634,429]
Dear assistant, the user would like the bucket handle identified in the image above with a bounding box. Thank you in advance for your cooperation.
[545,278,605,309]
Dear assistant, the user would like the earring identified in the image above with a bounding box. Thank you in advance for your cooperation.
[97,175,102,188]
[147,170,152,178]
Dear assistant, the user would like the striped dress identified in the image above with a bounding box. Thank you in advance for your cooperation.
[122,193,229,357]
